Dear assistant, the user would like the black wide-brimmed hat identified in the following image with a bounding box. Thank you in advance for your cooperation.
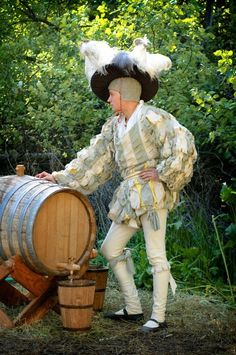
[90,60,158,102]
[80,38,172,102]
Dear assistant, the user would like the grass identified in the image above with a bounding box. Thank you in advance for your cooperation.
[0,277,236,355]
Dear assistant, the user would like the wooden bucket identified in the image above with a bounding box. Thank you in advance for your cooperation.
[83,265,109,311]
[0,175,96,275]
[58,279,96,330]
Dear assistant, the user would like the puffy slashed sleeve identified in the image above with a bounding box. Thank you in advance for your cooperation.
[52,117,116,195]
[147,110,197,192]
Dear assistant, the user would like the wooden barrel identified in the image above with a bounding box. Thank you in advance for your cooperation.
[0,174,96,275]
[83,265,109,311]
[58,279,96,330]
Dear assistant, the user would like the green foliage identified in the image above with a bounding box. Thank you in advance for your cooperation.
[221,178,236,208]
[167,204,222,284]
[220,179,236,237]
[0,2,111,172]
[218,179,236,286]
[1,0,235,174]
[124,195,236,302]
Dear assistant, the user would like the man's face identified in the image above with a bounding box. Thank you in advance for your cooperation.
[107,90,121,114]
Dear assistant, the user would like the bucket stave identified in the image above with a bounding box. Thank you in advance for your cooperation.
[58,279,96,330]
[0,175,96,275]
[83,265,109,311]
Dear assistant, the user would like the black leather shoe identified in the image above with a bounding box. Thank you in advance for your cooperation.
[104,308,144,322]
[139,319,168,333]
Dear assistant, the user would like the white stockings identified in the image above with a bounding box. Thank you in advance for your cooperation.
[101,210,175,322]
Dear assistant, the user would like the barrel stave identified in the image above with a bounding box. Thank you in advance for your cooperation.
[0,175,96,276]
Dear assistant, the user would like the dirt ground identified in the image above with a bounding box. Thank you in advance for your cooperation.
[0,278,236,355]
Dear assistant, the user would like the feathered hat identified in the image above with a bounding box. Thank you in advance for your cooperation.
[80,37,172,102]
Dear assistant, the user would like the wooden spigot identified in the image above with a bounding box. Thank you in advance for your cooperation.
[57,257,80,279]
[16,165,25,176]
[56,262,81,272]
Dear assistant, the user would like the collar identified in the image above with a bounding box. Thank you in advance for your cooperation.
[117,100,144,138]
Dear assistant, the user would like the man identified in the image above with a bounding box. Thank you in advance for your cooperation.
[37,38,197,333]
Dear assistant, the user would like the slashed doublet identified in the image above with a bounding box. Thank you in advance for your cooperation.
[52,105,197,229]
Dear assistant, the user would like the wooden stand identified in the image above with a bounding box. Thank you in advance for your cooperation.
[0,165,98,329]
[0,253,98,328]
[0,256,60,328]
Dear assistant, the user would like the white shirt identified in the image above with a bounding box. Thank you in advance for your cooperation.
[117,100,144,138]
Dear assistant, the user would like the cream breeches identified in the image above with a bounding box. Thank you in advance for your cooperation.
[101,209,171,322]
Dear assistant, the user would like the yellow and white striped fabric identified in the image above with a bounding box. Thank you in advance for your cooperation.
[52,105,197,230]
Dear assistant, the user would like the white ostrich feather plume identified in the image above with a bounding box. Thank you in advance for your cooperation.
[130,37,172,78]
[80,40,118,82]
[80,37,172,82]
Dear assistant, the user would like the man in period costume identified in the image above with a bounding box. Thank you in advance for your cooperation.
[37,38,197,333]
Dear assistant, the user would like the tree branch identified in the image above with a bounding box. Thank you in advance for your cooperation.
[17,0,60,31]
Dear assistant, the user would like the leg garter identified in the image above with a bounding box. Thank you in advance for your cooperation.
[109,248,136,275]
[152,262,177,295]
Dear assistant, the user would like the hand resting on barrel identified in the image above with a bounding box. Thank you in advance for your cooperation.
[35,171,56,183]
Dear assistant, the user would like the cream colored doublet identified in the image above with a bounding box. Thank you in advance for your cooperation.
[52,105,197,230]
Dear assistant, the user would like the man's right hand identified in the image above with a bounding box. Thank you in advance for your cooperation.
[35,171,56,183]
